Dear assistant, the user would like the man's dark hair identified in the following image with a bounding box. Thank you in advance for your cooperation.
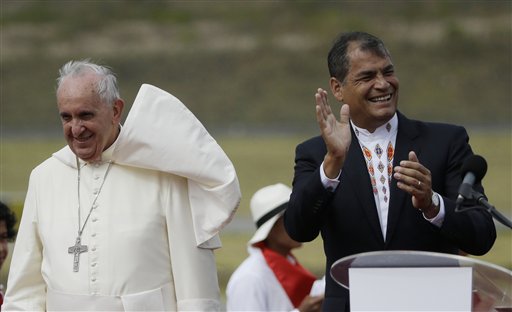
[0,201,17,240]
[327,31,391,83]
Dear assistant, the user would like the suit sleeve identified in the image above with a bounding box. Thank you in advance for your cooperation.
[436,126,496,255]
[285,139,334,242]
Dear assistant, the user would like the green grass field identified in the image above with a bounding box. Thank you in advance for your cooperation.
[1,132,511,297]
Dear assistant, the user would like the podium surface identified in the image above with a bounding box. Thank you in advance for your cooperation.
[330,250,512,309]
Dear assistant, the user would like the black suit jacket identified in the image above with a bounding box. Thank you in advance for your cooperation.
[284,112,496,311]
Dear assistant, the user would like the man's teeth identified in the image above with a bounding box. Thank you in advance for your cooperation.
[370,94,392,102]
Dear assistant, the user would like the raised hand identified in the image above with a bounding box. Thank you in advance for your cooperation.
[315,88,351,178]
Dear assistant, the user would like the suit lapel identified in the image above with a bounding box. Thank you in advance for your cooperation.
[343,127,384,243]
[385,112,421,244]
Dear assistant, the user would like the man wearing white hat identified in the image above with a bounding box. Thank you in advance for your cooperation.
[226,183,324,312]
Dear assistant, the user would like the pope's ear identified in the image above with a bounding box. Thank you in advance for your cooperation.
[329,77,344,102]
[112,99,125,122]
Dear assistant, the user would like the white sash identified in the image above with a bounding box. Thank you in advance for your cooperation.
[46,283,176,311]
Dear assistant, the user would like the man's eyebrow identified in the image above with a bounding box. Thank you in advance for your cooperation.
[59,110,94,118]
[78,111,94,116]
[355,69,377,78]
[355,65,394,78]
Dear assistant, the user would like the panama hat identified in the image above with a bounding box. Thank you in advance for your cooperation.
[248,183,292,245]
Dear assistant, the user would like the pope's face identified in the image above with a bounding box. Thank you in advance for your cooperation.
[57,72,123,163]
[333,44,399,132]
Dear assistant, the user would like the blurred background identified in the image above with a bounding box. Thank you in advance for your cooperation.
[1,0,511,303]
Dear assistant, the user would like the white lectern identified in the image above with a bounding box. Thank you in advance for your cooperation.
[330,250,512,311]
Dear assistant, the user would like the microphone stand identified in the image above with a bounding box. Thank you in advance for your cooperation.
[456,189,512,229]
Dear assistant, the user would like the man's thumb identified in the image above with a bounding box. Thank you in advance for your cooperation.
[339,104,350,124]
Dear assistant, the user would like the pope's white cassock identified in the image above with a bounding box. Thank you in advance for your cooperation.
[4,84,241,311]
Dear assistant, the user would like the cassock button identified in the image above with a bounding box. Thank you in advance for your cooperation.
[92,218,98,222]
[91,233,97,237]
[91,277,97,282]
[91,247,97,251]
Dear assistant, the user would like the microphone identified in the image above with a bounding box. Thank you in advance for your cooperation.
[456,155,487,206]
[455,155,512,229]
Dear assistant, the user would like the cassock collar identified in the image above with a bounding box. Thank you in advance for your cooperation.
[52,126,122,169]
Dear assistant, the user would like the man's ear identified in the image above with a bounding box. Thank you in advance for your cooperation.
[329,77,344,102]
[112,99,125,124]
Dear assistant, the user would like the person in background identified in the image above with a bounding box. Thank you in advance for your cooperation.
[4,60,241,310]
[284,31,496,311]
[227,183,324,312]
[0,202,17,270]
[0,201,17,306]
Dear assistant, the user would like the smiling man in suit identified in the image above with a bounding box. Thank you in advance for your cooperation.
[284,31,496,311]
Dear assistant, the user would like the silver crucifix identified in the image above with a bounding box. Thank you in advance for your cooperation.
[68,236,88,272]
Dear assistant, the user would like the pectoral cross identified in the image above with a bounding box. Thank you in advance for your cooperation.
[68,236,88,272]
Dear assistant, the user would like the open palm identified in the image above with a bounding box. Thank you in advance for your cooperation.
[315,88,351,161]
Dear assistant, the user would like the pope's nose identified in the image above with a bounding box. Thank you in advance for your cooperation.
[71,120,85,137]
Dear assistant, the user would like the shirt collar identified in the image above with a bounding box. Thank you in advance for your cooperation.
[351,113,398,143]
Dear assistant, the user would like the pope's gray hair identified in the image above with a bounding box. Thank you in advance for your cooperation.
[56,59,120,106]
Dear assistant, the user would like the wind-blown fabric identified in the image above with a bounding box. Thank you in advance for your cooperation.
[113,84,241,248]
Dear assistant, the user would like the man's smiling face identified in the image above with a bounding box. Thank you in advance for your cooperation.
[57,72,121,162]
[337,43,399,132]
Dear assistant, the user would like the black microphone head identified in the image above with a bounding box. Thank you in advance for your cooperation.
[461,155,487,183]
